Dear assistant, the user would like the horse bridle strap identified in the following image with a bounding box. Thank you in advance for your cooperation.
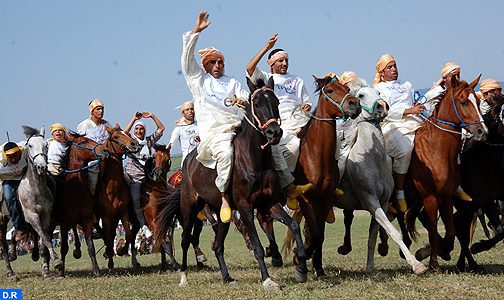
[250,86,280,130]
[26,134,48,163]
[63,141,103,174]
[427,92,484,128]
[312,79,351,122]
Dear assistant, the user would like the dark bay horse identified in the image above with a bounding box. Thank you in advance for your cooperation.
[95,125,141,271]
[176,77,307,292]
[405,75,487,272]
[286,75,361,277]
[453,93,504,272]
[52,133,109,277]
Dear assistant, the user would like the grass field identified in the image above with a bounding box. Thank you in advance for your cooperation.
[1,209,503,300]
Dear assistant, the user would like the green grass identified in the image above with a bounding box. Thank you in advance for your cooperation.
[1,211,503,299]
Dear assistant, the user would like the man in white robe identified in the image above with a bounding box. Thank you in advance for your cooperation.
[181,12,248,223]
[246,34,313,211]
[167,101,200,166]
[477,78,502,115]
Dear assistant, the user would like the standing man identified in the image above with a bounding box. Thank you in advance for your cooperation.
[246,34,313,211]
[373,54,424,213]
[167,101,200,166]
[181,11,249,223]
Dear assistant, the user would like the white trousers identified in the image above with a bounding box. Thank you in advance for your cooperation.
[384,129,415,174]
[206,132,235,193]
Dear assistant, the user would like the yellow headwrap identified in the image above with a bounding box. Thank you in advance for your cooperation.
[88,98,104,113]
[431,62,461,90]
[197,47,224,67]
[2,142,22,160]
[339,71,358,86]
[480,78,501,93]
[373,54,395,86]
[50,123,66,135]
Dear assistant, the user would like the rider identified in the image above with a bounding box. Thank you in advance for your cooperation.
[477,78,502,115]
[373,54,424,213]
[245,33,314,211]
[181,11,249,223]
[0,142,29,242]
[124,111,165,232]
[167,101,200,166]
[47,123,69,177]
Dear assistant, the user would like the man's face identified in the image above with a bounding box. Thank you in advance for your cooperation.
[271,58,289,75]
[6,151,21,165]
[134,126,146,140]
[182,106,195,122]
[52,129,66,142]
[92,106,104,119]
[204,59,224,78]
[381,61,398,81]
[483,88,502,101]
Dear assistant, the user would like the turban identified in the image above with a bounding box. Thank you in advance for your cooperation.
[88,98,104,113]
[339,71,358,86]
[480,78,501,93]
[3,142,22,157]
[373,54,395,86]
[431,62,461,90]
[197,47,224,67]
[178,101,194,112]
[50,123,67,135]
[267,51,289,66]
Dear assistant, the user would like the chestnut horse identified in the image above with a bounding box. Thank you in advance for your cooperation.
[288,75,361,277]
[52,133,109,277]
[454,93,504,272]
[95,125,141,271]
[405,75,487,272]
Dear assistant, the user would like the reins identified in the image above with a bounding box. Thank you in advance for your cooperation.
[63,141,104,174]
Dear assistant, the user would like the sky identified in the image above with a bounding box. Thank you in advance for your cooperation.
[1,0,503,152]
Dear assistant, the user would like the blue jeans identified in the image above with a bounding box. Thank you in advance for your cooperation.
[2,180,25,229]
[129,182,146,227]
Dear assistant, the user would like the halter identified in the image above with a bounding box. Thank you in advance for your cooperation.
[25,134,48,164]
[313,78,352,121]
[426,91,483,129]
[107,127,133,157]
[354,86,384,114]
[63,140,104,174]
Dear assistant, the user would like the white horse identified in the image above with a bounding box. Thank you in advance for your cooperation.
[333,77,427,274]
[18,126,62,278]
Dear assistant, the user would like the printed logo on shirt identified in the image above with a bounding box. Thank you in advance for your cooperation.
[275,79,297,95]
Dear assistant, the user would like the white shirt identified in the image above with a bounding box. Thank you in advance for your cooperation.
[47,139,68,164]
[168,122,199,163]
[181,31,249,142]
[0,143,28,181]
[77,118,111,144]
[248,68,311,133]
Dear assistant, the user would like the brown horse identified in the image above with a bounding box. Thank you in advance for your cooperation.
[52,132,109,277]
[453,93,504,272]
[405,75,487,272]
[288,75,361,277]
[95,125,141,271]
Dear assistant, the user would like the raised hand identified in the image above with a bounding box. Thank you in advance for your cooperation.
[265,34,278,51]
[141,112,152,118]
[194,11,211,33]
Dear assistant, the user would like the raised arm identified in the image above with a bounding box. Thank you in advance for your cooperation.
[124,112,142,133]
[181,12,211,78]
[246,34,278,77]
[142,112,165,135]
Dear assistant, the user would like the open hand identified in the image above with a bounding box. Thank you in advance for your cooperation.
[194,11,211,33]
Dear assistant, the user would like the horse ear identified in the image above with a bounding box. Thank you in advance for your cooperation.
[266,76,275,90]
[40,126,45,137]
[469,74,481,90]
[313,75,323,89]
[247,77,257,93]
[114,123,120,129]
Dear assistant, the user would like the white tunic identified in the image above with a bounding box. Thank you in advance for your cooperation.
[0,143,28,181]
[47,139,68,164]
[181,31,249,168]
[77,119,111,144]
[248,68,311,133]
[168,122,199,164]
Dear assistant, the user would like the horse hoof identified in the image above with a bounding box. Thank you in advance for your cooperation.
[179,271,188,287]
[314,269,326,278]
[31,250,39,262]
[262,278,281,293]
[133,262,141,269]
[294,268,308,283]
[439,252,451,261]
[377,243,389,257]
[271,257,283,268]
[365,266,375,274]
[53,259,63,270]
[415,246,431,261]
[337,245,351,255]
[73,249,82,259]
[429,265,442,274]
[7,272,19,282]
[413,263,428,275]
[225,278,237,285]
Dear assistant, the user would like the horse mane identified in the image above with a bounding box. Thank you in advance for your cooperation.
[22,125,39,138]
[430,79,469,119]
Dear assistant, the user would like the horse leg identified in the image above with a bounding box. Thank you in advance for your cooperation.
[378,225,389,256]
[82,221,100,276]
[58,225,70,278]
[439,199,455,259]
[257,208,283,267]
[212,218,235,285]
[337,209,354,255]
[232,212,253,253]
[191,219,207,267]
[166,222,180,271]
[454,205,483,273]
[422,197,441,272]
[0,215,17,281]
[28,214,62,272]
[236,200,279,292]
[365,216,379,273]
[121,215,140,269]
[101,217,115,271]
[396,212,412,259]
[31,231,40,262]
[72,226,82,259]
[268,204,308,282]
[373,207,427,275]
[300,199,325,277]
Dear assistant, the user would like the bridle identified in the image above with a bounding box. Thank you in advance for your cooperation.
[63,138,104,174]
[25,134,48,164]
[311,78,352,122]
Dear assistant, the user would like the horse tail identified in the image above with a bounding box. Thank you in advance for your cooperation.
[405,201,422,242]
[153,186,181,252]
[281,209,304,258]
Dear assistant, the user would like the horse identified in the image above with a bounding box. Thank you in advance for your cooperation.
[324,77,427,274]
[95,125,141,271]
[452,93,504,272]
[15,126,63,279]
[51,132,109,277]
[405,75,487,272]
[282,75,361,277]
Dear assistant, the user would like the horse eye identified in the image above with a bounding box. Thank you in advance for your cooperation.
[327,89,334,93]
[359,94,364,98]
[461,101,467,107]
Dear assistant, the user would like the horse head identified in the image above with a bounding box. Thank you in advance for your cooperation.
[146,143,171,182]
[246,77,283,146]
[314,75,361,120]
[346,77,388,122]
[22,125,48,176]
[67,132,110,163]
[441,74,488,141]
[105,124,141,155]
